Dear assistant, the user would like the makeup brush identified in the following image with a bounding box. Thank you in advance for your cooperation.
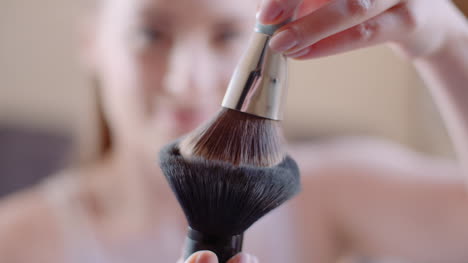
[159,141,300,263]
[179,21,290,167]
[159,20,300,263]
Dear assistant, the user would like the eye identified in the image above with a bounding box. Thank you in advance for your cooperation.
[213,29,241,46]
[141,27,165,43]
[133,26,171,52]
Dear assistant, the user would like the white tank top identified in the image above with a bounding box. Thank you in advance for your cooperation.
[40,172,184,263]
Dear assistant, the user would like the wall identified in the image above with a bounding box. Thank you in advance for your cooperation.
[0,0,87,132]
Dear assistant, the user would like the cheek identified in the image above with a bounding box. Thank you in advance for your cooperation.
[217,40,250,84]
[96,40,162,130]
[137,52,168,95]
[207,58,238,105]
[97,32,141,95]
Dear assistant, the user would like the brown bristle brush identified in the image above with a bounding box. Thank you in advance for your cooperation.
[179,108,284,167]
[159,20,300,263]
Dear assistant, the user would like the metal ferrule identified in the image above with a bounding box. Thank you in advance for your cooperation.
[221,22,289,121]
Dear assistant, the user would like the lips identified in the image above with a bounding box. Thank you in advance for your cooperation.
[169,109,209,132]
[172,110,200,124]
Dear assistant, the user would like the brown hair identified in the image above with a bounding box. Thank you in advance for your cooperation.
[71,2,113,166]
[93,81,112,158]
[72,79,112,166]
[454,0,468,16]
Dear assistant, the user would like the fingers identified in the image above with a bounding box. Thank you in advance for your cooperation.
[184,251,218,263]
[181,252,259,263]
[228,253,259,263]
[291,3,416,59]
[300,3,416,59]
[257,0,303,24]
[270,0,402,54]
[296,0,333,19]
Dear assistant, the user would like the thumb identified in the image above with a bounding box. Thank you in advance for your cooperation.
[185,251,218,263]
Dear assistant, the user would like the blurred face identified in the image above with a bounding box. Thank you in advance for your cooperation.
[91,0,256,149]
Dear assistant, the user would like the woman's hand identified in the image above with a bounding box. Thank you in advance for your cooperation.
[257,0,467,59]
[180,251,259,263]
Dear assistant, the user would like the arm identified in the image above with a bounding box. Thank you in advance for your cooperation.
[414,23,468,165]
[290,139,468,262]
[0,190,65,262]
[257,0,468,164]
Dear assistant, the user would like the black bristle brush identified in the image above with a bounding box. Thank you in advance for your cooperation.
[159,20,300,263]
[160,142,300,262]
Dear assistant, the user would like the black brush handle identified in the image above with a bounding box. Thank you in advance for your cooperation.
[184,228,243,263]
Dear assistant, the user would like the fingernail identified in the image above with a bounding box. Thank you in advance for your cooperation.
[286,48,310,58]
[195,252,218,263]
[257,1,284,24]
[270,29,298,53]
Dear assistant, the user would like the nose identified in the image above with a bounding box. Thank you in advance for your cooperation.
[163,40,219,101]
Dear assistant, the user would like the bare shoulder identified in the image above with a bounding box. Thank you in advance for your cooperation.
[0,187,65,262]
[287,137,468,262]
[288,136,461,180]
[287,136,466,217]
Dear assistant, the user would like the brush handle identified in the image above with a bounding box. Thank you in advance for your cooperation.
[184,228,244,263]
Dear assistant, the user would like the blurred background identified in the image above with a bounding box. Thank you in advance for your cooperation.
[0,1,466,197]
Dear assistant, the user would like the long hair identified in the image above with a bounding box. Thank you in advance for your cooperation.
[72,78,112,167]
[67,2,112,166]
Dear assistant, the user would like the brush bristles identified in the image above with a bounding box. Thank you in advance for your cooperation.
[179,108,285,167]
[159,141,301,237]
